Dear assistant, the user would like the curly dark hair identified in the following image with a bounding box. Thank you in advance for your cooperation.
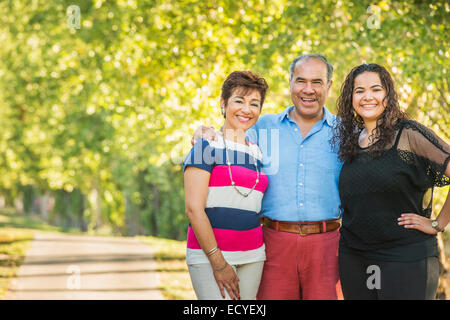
[332,63,409,162]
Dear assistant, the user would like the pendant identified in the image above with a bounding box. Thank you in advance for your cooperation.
[222,133,258,198]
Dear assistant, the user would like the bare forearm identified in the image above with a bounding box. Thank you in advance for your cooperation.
[187,209,226,267]
[437,189,450,231]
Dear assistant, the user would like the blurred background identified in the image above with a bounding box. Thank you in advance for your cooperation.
[0,0,448,299]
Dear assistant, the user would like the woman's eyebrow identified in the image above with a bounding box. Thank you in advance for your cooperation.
[232,95,261,102]
[354,84,383,90]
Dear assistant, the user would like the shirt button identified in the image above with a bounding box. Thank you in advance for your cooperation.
[299,182,303,186]
[300,145,304,148]
[299,163,304,167]
[299,203,304,207]
[294,128,298,131]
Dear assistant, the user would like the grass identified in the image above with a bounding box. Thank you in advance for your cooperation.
[138,236,196,300]
[0,227,35,299]
[0,209,49,299]
[0,207,81,235]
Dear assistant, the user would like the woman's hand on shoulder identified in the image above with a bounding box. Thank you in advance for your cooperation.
[192,126,218,145]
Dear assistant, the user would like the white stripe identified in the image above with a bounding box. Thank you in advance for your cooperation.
[208,135,263,161]
[186,244,266,265]
[206,186,263,212]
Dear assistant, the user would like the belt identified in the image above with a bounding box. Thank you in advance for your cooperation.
[261,217,341,236]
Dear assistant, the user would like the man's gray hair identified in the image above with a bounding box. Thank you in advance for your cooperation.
[289,54,334,83]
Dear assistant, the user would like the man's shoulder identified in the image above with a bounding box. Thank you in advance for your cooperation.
[255,106,292,128]
[323,106,338,127]
[256,113,279,126]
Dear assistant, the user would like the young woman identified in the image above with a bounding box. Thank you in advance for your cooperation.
[333,63,450,300]
[183,71,269,300]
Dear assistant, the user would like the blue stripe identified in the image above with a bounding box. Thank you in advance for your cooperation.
[183,139,214,172]
[206,207,262,230]
[183,139,263,172]
[189,207,262,231]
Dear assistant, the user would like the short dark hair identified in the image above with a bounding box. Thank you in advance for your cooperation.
[289,54,333,83]
[221,71,269,109]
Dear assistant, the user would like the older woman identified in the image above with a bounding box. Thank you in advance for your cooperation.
[183,71,269,300]
[333,63,450,299]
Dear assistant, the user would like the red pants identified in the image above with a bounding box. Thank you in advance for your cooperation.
[257,226,343,300]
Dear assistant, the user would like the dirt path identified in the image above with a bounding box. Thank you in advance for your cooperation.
[4,232,165,300]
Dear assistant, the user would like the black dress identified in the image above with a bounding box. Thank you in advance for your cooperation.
[337,119,449,299]
[338,119,450,261]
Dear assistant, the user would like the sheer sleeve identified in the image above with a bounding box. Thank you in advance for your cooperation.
[400,120,450,187]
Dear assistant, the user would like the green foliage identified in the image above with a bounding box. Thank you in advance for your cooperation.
[0,0,447,239]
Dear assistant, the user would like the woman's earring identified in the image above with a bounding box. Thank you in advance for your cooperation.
[221,107,226,118]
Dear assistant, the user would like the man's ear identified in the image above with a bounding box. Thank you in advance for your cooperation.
[327,80,333,92]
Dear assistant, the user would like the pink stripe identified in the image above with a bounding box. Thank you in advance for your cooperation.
[187,226,264,251]
[208,165,268,192]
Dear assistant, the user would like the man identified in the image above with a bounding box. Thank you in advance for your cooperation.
[193,54,343,300]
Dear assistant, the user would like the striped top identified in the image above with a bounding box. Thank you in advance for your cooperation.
[183,134,268,265]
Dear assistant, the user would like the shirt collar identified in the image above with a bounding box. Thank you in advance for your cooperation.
[279,105,335,127]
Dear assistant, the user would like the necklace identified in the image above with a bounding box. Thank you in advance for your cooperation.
[220,130,260,198]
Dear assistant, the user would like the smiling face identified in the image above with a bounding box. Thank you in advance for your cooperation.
[352,72,387,124]
[222,87,262,132]
[290,58,331,121]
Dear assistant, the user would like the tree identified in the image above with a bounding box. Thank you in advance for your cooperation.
[0,0,447,242]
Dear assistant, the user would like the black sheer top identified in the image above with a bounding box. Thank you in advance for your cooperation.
[338,119,450,261]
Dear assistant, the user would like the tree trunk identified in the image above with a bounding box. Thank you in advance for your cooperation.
[39,192,50,222]
[92,188,102,230]
[77,190,87,232]
[15,193,24,213]
[125,195,139,236]
[150,184,160,235]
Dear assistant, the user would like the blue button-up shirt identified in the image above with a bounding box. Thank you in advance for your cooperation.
[247,106,343,222]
